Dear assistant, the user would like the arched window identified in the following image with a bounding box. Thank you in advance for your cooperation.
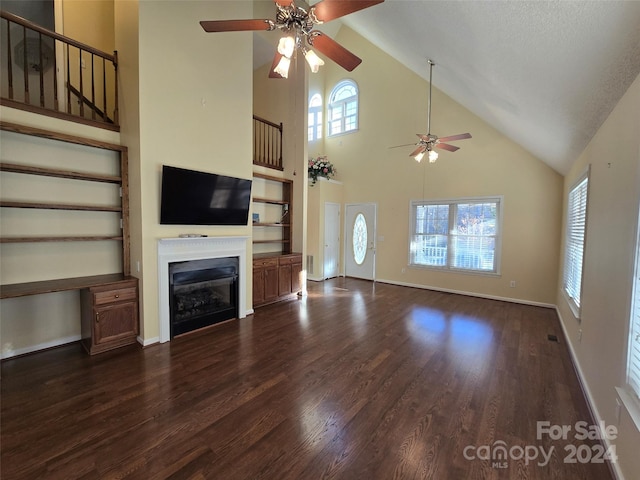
[328,80,358,136]
[308,93,322,141]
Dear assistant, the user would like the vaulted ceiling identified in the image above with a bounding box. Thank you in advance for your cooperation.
[254,0,640,175]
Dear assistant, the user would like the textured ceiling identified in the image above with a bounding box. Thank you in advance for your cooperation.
[255,0,640,174]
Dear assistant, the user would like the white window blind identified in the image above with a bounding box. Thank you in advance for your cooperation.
[563,171,589,315]
[628,222,640,399]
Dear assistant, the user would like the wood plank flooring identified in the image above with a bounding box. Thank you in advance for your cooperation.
[1,278,613,479]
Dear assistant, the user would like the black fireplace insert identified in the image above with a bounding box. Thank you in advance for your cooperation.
[169,257,239,337]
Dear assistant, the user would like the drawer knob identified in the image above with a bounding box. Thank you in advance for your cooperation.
[96,312,100,323]
[114,294,120,299]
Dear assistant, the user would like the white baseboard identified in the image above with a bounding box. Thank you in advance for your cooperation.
[375,278,556,308]
[555,307,624,480]
[137,335,159,347]
[1,335,81,360]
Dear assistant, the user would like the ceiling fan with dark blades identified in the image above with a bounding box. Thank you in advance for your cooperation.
[200,0,385,78]
[393,60,472,163]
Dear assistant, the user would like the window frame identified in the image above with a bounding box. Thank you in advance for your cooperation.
[562,167,590,319]
[409,196,503,275]
[308,93,323,142]
[327,79,359,137]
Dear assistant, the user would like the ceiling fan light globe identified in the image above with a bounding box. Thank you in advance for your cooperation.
[274,56,291,78]
[428,150,439,163]
[277,36,296,58]
[414,151,425,162]
[304,49,325,73]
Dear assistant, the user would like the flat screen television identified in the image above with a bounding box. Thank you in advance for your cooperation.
[160,165,252,226]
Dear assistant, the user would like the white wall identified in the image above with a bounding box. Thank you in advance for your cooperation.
[556,73,640,480]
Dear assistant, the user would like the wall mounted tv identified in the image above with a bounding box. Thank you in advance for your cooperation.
[160,165,252,226]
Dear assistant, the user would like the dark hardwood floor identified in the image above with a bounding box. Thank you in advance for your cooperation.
[1,278,613,479]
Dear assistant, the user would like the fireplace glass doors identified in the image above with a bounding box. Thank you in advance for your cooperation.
[168,257,239,337]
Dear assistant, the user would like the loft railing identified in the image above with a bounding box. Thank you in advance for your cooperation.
[0,10,118,131]
[253,114,283,171]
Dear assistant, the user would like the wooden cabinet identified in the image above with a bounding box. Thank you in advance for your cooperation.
[81,277,139,355]
[253,253,302,308]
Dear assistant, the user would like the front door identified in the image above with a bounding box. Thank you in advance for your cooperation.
[345,203,376,280]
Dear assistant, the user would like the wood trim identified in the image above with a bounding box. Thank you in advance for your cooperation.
[0,201,121,212]
[0,121,123,151]
[252,172,293,184]
[0,273,132,299]
[0,162,122,184]
[0,236,123,243]
[253,197,289,205]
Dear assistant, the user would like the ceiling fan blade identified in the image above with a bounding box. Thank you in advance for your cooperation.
[389,143,418,149]
[308,31,362,71]
[416,133,429,141]
[200,19,271,33]
[409,146,427,157]
[438,133,472,143]
[269,52,285,79]
[435,143,460,152]
[312,0,385,22]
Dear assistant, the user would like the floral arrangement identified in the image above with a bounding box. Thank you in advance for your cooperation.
[308,156,336,185]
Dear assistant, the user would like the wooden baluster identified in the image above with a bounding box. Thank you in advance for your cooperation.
[53,38,58,111]
[22,25,29,105]
[113,50,119,125]
[6,19,13,100]
[38,32,45,107]
[66,43,71,113]
[78,48,84,118]
[102,57,107,122]
[90,53,95,120]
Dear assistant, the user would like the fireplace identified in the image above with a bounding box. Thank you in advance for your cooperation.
[157,236,248,343]
[169,257,238,337]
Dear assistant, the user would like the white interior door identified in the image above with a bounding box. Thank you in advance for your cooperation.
[345,203,376,280]
[323,202,340,279]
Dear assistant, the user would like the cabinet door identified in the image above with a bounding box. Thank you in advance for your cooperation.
[94,301,138,345]
[264,265,279,302]
[278,264,292,296]
[291,262,303,293]
[253,267,265,306]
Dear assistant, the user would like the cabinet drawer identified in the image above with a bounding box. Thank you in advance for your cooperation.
[278,255,302,266]
[253,258,278,268]
[93,286,137,306]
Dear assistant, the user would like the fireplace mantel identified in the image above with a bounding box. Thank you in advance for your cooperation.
[157,236,248,343]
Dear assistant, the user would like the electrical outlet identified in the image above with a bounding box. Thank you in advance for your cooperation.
[578,329,583,342]
[510,280,516,288]
[136,260,141,272]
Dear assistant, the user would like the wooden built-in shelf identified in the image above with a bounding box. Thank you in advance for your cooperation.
[252,171,293,254]
[252,222,290,227]
[0,201,122,212]
[0,162,122,184]
[0,273,131,299]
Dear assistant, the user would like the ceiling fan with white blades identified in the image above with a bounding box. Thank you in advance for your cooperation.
[393,60,472,163]
[200,0,385,79]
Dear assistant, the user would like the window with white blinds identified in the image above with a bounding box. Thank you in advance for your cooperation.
[628,217,640,400]
[563,169,589,317]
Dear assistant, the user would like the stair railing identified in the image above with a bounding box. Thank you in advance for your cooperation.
[253,115,283,170]
[0,10,118,130]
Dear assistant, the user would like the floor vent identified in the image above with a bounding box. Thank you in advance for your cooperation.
[547,334,558,342]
